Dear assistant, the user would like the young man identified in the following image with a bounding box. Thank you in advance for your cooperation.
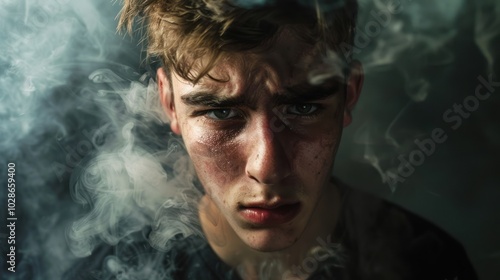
[65,1,477,279]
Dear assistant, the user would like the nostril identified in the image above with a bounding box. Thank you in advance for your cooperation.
[246,168,290,185]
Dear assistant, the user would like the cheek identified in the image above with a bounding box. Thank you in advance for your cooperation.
[290,122,341,182]
[184,125,245,188]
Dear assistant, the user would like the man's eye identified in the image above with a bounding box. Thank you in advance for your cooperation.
[206,109,239,120]
[286,104,319,115]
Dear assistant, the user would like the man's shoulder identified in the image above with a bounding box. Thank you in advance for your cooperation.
[339,183,478,280]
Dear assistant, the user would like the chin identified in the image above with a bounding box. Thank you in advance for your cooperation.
[240,229,300,252]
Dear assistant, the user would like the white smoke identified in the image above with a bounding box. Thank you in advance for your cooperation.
[0,0,496,279]
[0,0,202,278]
[347,0,468,191]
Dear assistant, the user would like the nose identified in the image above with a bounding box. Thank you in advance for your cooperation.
[245,116,292,185]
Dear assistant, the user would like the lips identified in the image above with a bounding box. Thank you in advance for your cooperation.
[238,202,301,226]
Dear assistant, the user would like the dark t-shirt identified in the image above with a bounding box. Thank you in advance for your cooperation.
[64,183,478,280]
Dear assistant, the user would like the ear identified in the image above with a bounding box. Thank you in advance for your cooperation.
[343,60,364,127]
[157,67,181,135]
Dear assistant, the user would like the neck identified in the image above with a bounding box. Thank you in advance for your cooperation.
[198,180,343,280]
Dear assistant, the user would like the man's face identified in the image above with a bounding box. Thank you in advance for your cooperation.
[158,30,362,252]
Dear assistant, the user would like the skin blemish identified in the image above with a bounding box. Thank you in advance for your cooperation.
[164,27,361,260]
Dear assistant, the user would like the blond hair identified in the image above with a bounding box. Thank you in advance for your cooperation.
[118,0,358,83]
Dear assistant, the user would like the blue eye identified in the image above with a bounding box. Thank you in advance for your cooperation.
[286,104,319,115]
[206,109,239,120]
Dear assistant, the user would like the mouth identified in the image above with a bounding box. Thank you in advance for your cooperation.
[237,202,301,226]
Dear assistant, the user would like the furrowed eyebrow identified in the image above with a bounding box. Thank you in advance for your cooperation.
[181,91,254,108]
[272,79,343,104]
[180,78,344,108]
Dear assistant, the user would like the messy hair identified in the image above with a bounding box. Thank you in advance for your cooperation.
[118,0,358,83]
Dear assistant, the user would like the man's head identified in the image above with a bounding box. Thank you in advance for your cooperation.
[119,0,358,83]
[119,0,362,252]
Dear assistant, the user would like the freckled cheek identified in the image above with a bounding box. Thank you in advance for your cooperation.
[183,127,245,187]
[290,131,340,183]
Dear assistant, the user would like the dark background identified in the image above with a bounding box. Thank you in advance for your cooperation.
[0,0,498,279]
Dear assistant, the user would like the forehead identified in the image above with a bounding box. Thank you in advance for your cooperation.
[173,29,346,97]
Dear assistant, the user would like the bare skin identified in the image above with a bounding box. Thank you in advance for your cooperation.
[157,29,363,279]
